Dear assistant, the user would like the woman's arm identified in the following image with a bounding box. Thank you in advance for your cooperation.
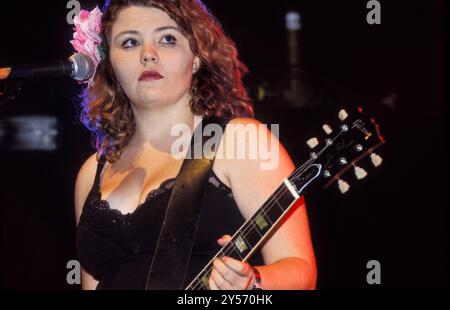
[74,153,100,290]
[210,118,317,290]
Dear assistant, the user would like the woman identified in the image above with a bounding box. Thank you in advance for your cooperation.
[75,0,316,290]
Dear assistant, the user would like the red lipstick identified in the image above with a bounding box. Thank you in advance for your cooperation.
[139,70,163,81]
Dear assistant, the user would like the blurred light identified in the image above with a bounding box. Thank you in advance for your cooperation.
[286,11,301,31]
[0,115,59,151]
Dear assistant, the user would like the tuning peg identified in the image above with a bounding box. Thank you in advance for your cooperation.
[322,124,333,135]
[338,109,348,121]
[338,178,350,194]
[370,152,383,167]
[353,164,368,180]
[306,137,319,149]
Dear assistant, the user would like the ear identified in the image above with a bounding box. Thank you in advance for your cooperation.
[193,56,200,74]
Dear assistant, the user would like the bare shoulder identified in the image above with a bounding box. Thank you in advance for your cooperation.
[224,117,265,134]
[74,152,100,224]
[227,117,260,125]
[224,117,282,145]
[213,117,295,218]
[223,117,294,178]
[218,119,316,273]
[212,117,267,188]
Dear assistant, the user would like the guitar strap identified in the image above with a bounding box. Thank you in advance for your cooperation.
[145,116,229,290]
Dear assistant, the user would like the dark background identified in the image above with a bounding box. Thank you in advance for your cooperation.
[0,0,447,290]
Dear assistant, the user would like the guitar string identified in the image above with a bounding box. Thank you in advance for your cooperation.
[189,151,325,289]
[189,169,308,290]
[190,129,346,289]
[189,156,317,290]
[189,183,295,289]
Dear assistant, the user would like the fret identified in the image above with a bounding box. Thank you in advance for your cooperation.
[251,211,272,236]
[234,235,249,253]
[187,172,310,290]
[188,278,200,290]
[263,200,284,223]
[185,104,382,291]
[254,184,297,223]
[225,244,244,260]
[281,183,300,206]
[242,233,252,247]
[276,194,294,212]
[241,227,262,249]
[256,210,273,226]
[189,268,212,290]
[196,282,208,290]
[199,272,210,290]
[275,200,285,211]
[248,219,263,236]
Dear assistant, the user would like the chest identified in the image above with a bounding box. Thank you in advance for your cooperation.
[98,155,230,215]
[99,157,183,215]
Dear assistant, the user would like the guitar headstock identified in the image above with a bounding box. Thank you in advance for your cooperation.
[291,106,385,194]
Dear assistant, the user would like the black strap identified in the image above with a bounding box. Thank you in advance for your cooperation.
[145,116,228,290]
[93,155,107,192]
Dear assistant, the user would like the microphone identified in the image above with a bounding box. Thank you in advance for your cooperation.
[0,53,95,81]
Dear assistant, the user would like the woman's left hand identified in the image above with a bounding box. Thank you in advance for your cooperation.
[208,234,256,290]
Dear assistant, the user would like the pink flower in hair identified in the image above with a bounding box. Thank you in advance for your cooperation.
[70,6,104,86]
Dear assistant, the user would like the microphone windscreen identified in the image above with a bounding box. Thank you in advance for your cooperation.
[70,53,95,81]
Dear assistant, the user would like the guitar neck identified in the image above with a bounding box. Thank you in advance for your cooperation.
[185,164,322,290]
[186,109,386,289]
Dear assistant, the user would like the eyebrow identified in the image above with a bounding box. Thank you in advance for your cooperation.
[114,26,181,43]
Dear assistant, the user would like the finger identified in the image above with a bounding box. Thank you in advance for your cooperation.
[217,234,232,246]
[213,257,239,284]
[218,257,255,290]
[210,266,233,290]
[208,275,219,290]
[222,256,252,276]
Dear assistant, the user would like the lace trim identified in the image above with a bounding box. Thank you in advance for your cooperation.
[95,177,176,217]
[90,172,232,218]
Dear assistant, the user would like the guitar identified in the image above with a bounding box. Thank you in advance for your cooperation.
[185,106,385,290]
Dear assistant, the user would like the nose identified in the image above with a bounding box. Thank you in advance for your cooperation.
[141,45,159,65]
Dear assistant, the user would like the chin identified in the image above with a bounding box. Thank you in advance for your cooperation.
[136,89,162,102]
[140,95,171,106]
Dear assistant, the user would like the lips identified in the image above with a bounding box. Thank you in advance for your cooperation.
[139,70,163,81]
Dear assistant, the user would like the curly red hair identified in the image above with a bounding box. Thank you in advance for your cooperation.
[79,0,254,163]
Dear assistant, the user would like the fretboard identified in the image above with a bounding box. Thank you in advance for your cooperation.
[185,164,321,290]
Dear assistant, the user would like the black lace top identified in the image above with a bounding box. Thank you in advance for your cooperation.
[76,155,264,290]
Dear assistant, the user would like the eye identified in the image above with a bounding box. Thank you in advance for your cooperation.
[121,38,140,49]
[160,34,177,45]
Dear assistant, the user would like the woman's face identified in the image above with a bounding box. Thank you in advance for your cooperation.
[109,6,199,109]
